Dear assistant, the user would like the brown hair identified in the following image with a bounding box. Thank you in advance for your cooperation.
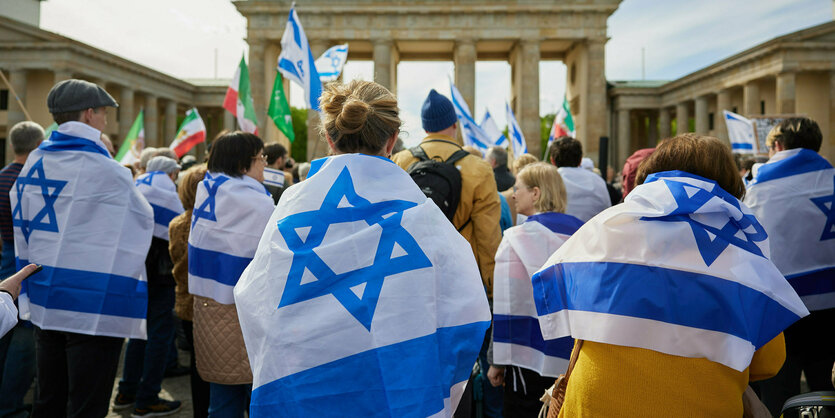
[517,162,567,213]
[319,80,401,155]
[766,117,822,152]
[178,164,208,211]
[512,153,539,175]
[635,133,745,199]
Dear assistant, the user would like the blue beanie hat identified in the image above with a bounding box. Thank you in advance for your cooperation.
[421,89,458,133]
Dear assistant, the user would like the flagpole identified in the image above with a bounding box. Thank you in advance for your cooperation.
[0,70,33,121]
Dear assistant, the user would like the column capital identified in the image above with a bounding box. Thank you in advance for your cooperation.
[371,37,394,46]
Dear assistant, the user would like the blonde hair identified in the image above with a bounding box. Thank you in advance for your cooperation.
[462,146,483,158]
[319,80,401,155]
[517,162,567,213]
[512,153,539,175]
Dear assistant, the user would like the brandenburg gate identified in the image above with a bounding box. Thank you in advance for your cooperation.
[235,0,620,161]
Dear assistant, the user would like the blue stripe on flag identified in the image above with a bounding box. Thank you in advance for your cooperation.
[279,58,302,80]
[150,204,179,228]
[493,314,573,358]
[17,258,147,318]
[731,143,753,150]
[40,131,111,157]
[786,266,835,297]
[532,261,800,349]
[188,244,253,286]
[754,149,833,184]
[525,213,583,236]
[249,320,489,417]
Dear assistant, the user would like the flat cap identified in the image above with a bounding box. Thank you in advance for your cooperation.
[146,156,181,174]
[47,79,118,114]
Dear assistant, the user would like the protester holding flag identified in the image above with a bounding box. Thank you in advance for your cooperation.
[188,131,274,417]
[743,117,835,415]
[13,79,154,417]
[235,80,491,417]
[532,134,808,417]
[487,162,583,415]
[113,156,184,416]
[169,164,210,418]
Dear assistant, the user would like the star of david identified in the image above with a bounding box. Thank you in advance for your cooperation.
[277,167,433,330]
[192,173,229,228]
[11,158,67,243]
[135,171,161,187]
[643,179,767,266]
[810,176,835,241]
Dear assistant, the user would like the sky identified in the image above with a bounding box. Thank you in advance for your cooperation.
[39,0,832,147]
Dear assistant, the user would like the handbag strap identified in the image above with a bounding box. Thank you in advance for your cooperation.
[564,339,584,381]
[548,340,584,418]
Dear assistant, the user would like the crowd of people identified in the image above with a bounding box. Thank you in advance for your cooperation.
[0,77,830,418]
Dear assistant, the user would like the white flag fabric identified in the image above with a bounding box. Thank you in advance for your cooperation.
[12,122,154,339]
[533,170,808,372]
[480,111,507,147]
[506,102,528,157]
[262,167,286,188]
[723,110,756,153]
[188,173,274,305]
[315,44,349,82]
[278,7,323,111]
[449,80,492,153]
[558,166,611,223]
[493,212,583,377]
[234,154,491,417]
[135,171,184,241]
[744,148,835,311]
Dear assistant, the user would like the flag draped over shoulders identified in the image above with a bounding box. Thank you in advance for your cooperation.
[492,212,583,377]
[532,170,808,372]
[135,171,184,241]
[744,148,835,311]
[12,122,154,339]
[188,172,274,305]
[234,154,491,417]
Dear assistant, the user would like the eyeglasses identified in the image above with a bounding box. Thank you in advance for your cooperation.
[252,153,267,162]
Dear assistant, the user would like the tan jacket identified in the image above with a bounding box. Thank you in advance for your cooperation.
[392,134,502,298]
[169,210,192,321]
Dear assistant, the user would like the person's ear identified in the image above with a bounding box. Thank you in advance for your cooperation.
[532,186,541,201]
[383,132,398,158]
[325,133,338,154]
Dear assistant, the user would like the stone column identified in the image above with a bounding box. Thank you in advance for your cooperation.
[53,69,73,85]
[648,111,659,146]
[659,107,671,138]
[585,39,608,161]
[743,81,760,116]
[454,39,477,113]
[716,89,731,142]
[308,40,330,161]
[119,87,135,145]
[676,102,689,135]
[776,72,796,114]
[223,110,235,132]
[512,39,541,158]
[373,38,397,93]
[617,109,630,167]
[144,94,159,147]
[695,95,709,134]
[164,100,177,145]
[6,69,27,163]
[828,71,835,159]
[248,39,267,136]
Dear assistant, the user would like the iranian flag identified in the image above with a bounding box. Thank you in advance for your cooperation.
[223,56,259,134]
[170,108,207,157]
[115,110,144,164]
[545,97,575,157]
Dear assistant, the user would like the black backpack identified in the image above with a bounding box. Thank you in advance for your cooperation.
[406,142,470,224]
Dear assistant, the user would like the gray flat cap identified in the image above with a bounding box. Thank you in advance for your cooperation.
[146,156,181,174]
[47,79,118,114]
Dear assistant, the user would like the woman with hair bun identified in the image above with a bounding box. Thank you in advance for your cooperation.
[235,80,491,416]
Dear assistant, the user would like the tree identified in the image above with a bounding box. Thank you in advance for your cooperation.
[290,107,308,162]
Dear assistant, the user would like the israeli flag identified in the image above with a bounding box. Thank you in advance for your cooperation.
[745,148,835,311]
[315,43,349,82]
[135,171,184,240]
[724,110,756,153]
[480,111,507,147]
[533,171,808,372]
[262,167,286,188]
[235,154,491,417]
[188,173,274,305]
[279,6,323,111]
[505,102,528,157]
[493,212,583,377]
[449,80,492,153]
[12,122,154,339]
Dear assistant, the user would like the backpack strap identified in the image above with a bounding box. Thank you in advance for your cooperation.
[408,145,430,162]
[446,149,471,165]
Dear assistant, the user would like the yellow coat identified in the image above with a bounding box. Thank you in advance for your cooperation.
[392,134,502,298]
[559,334,785,417]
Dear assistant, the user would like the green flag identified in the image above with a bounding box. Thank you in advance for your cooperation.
[268,71,295,142]
[115,110,144,164]
[44,122,58,138]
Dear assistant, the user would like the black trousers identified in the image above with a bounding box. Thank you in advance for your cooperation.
[31,327,123,418]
